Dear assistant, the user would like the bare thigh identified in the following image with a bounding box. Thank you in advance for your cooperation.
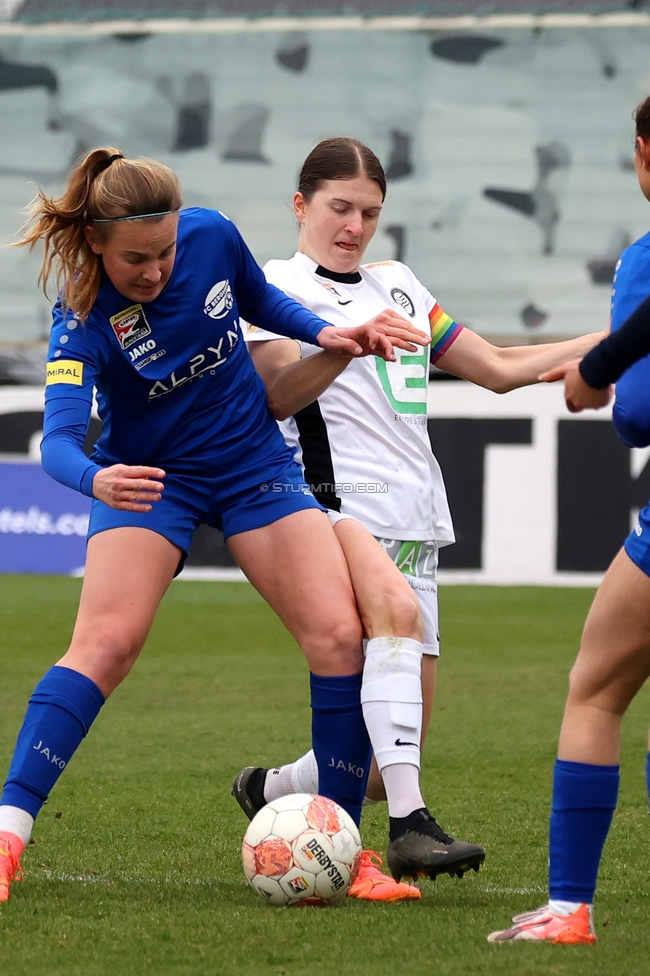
[559,547,650,764]
[332,518,423,642]
[227,509,363,676]
[58,527,181,697]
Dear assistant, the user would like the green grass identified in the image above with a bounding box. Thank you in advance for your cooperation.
[0,577,648,975]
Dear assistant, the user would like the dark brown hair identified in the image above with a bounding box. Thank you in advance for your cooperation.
[635,96,650,141]
[297,137,387,202]
[13,147,182,321]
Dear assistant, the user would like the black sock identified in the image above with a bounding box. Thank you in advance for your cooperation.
[389,806,432,841]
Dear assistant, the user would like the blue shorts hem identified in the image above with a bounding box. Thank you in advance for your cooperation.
[624,507,650,578]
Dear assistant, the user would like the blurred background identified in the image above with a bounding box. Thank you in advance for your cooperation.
[1,0,650,581]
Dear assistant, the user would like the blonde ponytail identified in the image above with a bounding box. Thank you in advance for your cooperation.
[13,148,182,321]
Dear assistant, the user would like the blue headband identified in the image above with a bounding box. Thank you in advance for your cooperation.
[92,210,177,223]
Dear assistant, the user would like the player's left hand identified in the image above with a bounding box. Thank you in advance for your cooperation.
[540,360,613,413]
[316,310,430,361]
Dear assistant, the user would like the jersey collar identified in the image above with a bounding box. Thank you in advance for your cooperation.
[294,251,362,285]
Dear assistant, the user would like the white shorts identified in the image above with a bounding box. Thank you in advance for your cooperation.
[326,512,440,657]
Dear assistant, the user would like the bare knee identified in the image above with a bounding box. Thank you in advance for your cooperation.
[60,627,145,697]
[363,587,424,642]
[567,655,634,718]
[303,615,364,677]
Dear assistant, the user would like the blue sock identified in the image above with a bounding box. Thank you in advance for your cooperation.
[310,671,372,827]
[549,758,619,904]
[1,666,105,819]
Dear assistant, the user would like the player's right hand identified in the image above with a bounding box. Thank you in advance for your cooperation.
[92,465,166,511]
[363,309,431,352]
[317,310,430,360]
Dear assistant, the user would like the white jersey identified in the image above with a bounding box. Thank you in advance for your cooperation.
[245,251,462,543]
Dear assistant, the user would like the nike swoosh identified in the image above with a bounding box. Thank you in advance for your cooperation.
[394,738,418,747]
[337,300,352,306]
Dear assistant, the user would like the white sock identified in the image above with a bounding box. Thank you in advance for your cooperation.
[548,899,585,915]
[0,805,34,847]
[263,750,320,802]
[263,765,295,803]
[381,764,425,818]
[290,750,319,794]
[360,637,425,816]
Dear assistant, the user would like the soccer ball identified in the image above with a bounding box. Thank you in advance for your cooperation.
[242,793,362,907]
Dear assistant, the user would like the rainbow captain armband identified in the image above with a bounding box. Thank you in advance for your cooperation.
[429,304,462,363]
[45,360,84,386]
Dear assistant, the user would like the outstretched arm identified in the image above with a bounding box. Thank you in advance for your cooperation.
[435,328,607,393]
[248,310,430,420]
[249,339,353,421]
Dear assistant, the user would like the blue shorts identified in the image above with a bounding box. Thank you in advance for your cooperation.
[624,503,650,577]
[88,449,323,565]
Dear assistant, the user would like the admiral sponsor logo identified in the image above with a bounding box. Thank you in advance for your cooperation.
[45,360,84,386]
[204,279,234,319]
[148,328,240,399]
[390,287,415,317]
[110,304,152,350]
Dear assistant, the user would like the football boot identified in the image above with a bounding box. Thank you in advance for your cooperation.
[387,807,485,881]
[231,766,268,820]
[348,850,421,902]
[487,902,596,944]
[0,831,24,903]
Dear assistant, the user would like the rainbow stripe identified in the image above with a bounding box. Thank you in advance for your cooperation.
[429,303,462,363]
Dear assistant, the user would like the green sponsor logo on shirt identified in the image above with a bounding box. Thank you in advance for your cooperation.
[376,347,428,415]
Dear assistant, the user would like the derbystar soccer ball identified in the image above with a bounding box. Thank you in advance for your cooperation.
[242,793,362,907]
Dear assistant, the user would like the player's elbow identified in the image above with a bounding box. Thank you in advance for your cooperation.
[475,349,520,394]
[265,391,292,422]
[489,376,516,395]
[478,364,516,394]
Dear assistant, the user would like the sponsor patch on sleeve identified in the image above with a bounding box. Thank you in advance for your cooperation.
[46,360,84,386]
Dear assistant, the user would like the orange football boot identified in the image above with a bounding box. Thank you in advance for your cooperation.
[348,850,421,902]
[487,902,596,944]
[0,831,24,903]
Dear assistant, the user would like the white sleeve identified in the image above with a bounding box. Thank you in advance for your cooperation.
[242,319,288,343]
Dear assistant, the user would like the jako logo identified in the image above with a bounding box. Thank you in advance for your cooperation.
[204,280,234,319]
[129,339,156,362]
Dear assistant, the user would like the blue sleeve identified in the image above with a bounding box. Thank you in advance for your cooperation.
[609,243,650,447]
[225,219,330,344]
[41,302,103,496]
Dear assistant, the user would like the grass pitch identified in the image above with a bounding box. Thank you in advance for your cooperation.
[0,577,648,976]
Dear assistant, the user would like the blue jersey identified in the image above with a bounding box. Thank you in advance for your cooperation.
[610,232,650,448]
[41,208,328,495]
